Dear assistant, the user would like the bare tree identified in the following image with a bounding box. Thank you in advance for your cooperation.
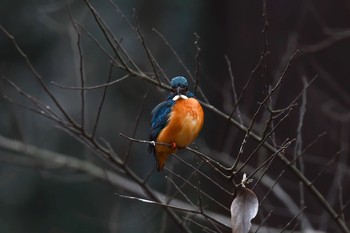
[0,0,349,232]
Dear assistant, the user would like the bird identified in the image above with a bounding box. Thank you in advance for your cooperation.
[149,76,204,171]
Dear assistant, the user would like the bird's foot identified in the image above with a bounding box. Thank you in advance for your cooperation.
[171,142,177,149]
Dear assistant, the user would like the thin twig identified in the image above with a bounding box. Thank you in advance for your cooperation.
[123,88,151,164]
[152,28,209,103]
[244,139,294,184]
[259,171,285,205]
[230,51,298,171]
[172,154,233,196]
[77,32,86,132]
[119,133,172,148]
[3,78,64,123]
[193,156,203,213]
[66,3,86,132]
[227,50,269,122]
[253,210,272,233]
[133,9,163,85]
[280,206,307,233]
[235,108,294,174]
[224,55,243,124]
[83,0,132,73]
[92,57,116,138]
[165,176,196,209]
[165,169,230,211]
[194,32,201,97]
[0,24,79,127]
[51,73,129,90]
[294,76,308,230]
[182,218,219,233]
[106,0,147,74]
[311,150,342,184]
[185,147,230,177]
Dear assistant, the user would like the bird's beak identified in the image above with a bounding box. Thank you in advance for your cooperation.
[176,87,181,94]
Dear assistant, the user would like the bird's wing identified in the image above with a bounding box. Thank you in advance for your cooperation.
[148,99,175,153]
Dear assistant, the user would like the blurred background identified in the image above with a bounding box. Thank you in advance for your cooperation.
[0,0,350,232]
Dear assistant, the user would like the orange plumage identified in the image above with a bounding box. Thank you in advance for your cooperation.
[155,98,204,170]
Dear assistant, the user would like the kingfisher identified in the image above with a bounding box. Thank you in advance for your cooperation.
[149,76,204,171]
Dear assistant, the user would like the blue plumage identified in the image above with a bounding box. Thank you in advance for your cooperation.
[148,76,193,154]
[149,99,175,145]
[170,76,188,88]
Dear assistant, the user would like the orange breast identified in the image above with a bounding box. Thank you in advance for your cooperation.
[154,97,204,170]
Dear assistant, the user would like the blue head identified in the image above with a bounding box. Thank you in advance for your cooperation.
[170,76,189,95]
[171,76,188,88]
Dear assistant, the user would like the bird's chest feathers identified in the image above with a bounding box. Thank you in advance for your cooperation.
[163,97,204,147]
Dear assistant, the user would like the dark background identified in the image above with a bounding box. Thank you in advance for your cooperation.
[0,0,350,232]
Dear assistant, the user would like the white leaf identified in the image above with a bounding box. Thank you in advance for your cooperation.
[230,187,259,233]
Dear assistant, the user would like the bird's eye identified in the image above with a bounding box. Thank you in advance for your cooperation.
[171,86,187,94]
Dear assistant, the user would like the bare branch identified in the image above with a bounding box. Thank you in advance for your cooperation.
[0,24,79,127]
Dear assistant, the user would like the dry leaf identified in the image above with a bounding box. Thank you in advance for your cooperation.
[230,187,259,233]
